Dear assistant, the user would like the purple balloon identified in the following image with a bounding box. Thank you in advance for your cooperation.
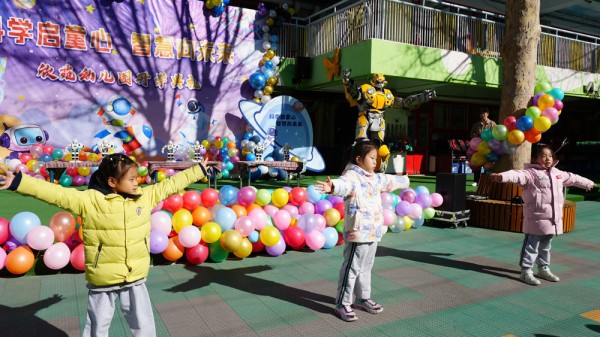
[314,200,333,215]
[414,193,432,209]
[282,186,292,193]
[72,175,86,186]
[265,238,286,256]
[149,231,169,254]
[395,201,412,217]
[327,195,344,206]
[400,189,416,203]
[532,92,544,106]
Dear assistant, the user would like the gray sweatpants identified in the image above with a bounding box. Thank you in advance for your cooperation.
[82,282,156,337]
[336,241,378,307]
[520,234,554,269]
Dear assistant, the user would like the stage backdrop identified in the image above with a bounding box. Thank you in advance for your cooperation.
[0,0,262,155]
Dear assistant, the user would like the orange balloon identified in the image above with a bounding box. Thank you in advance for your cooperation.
[192,206,211,227]
[246,203,262,213]
[78,151,88,162]
[162,236,185,261]
[137,176,145,184]
[230,204,248,218]
[525,129,542,143]
[50,212,76,242]
[6,246,35,275]
[79,225,83,241]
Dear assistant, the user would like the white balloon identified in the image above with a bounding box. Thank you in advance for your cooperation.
[7,159,21,171]
[261,95,271,104]
[254,90,264,98]
[262,41,271,51]
[271,56,280,66]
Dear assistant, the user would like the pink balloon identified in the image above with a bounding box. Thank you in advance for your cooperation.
[237,187,257,207]
[282,205,299,217]
[0,218,10,245]
[43,242,71,270]
[151,201,164,214]
[380,192,393,206]
[150,211,172,236]
[298,202,314,215]
[313,214,326,232]
[273,210,292,230]
[0,248,6,270]
[430,193,444,208]
[305,231,325,250]
[178,226,201,248]
[553,99,563,111]
[469,137,482,151]
[400,189,416,203]
[263,205,279,218]
[382,209,396,226]
[249,209,268,230]
[409,203,423,219]
[542,107,559,125]
[26,226,55,251]
[234,216,255,236]
[70,243,85,271]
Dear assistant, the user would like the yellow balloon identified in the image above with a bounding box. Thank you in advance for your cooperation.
[64,153,72,161]
[471,152,485,167]
[271,188,289,207]
[290,156,302,162]
[477,141,491,155]
[211,0,222,5]
[78,166,91,176]
[261,56,270,64]
[214,140,223,149]
[202,140,211,149]
[267,76,278,86]
[233,238,253,258]
[172,209,193,233]
[253,98,262,104]
[403,216,413,230]
[157,171,167,182]
[288,8,295,16]
[220,230,243,252]
[26,159,37,171]
[534,116,552,132]
[323,208,341,227]
[263,85,273,95]
[537,94,555,110]
[265,50,275,59]
[259,226,281,246]
[507,129,525,145]
[201,222,222,243]
[87,153,98,162]
[205,1,215,9]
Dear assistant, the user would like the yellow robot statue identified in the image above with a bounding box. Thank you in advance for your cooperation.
[343,68,436,172]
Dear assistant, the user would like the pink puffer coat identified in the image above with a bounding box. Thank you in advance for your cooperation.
[499,162,594,235]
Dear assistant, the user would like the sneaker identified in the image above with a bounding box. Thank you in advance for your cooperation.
[334,305,358,322]
[352,299,384,314]
[471,182,478,187]
[520,270,541,285]
[537,266,560,282]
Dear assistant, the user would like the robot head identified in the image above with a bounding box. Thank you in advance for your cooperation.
[0,123,49,152]
[370,73,387,90]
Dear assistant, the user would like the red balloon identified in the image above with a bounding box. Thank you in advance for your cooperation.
[42,145,54,155]
[251,240,265,253]
[65,167,79,177]
[289,187,307,206]
[70,243,85,271]
[0,218,9,245]
[336,232,344,246]
[333,203,345,219]
[503,116,517,131]
[185,241,209,264]
[201,188,219,208]
[162,194,184,214]
[182,191,202,211]
[284,226,305,250]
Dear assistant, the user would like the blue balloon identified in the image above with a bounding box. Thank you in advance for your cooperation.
[218,185,239,206]
[269,35,279,43]
[306,185,322,204]
[248,231,259,243]
[548,87,565,101]
[264,60,274,69]
[414,186,430,195]
[251,135,261,144]
[322,227,338,249]
[412,215,425,228]
[246,153,256,161]
[39,154,53,162]
[112,97,132,116]
[249,72,266,90]
[215,207,237,231]
[9,211,41,244]
[485,152,500,163]
[516,116,534,132]
[277,169,287,180]
[480,129,494,142]
[244,132,253,140]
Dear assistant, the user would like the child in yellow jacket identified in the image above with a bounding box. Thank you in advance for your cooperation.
[0,154,208,337]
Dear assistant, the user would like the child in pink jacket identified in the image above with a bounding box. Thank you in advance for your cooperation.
[490,144,596,286]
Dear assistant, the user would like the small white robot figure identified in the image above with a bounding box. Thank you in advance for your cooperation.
[191,140,205,163]
[66,139,84,162]
[280,142,293,161]
[253,142,265,162]
[161,140,180,162]
[97,139,117,158]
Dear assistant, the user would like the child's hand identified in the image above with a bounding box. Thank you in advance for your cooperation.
[585,184,598,192]
[345,231,357,241]
[489,173,502,183]
[199,157,214,173]
[0,165,15,190]
[315,176,333,194]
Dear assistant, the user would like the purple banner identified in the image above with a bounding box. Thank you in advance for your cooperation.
[0,0,261,157]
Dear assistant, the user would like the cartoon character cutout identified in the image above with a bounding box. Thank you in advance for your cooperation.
[253,141,265,162]
[0,119,49,160]
[175,94,210,147]
[93,96,153,155]
[161,140,179,162]
[65,139,84,162]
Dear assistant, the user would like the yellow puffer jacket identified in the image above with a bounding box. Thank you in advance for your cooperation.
[15,165,205,286]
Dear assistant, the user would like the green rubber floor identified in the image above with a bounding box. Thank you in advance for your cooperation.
[2,201,600,336]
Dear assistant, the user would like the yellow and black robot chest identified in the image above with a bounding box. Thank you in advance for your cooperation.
[360,84,394,110]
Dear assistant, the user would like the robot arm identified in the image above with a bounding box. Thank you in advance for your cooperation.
[394,89,437,110]
[342,68,361,105]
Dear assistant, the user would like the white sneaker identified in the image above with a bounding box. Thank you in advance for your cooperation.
[520,270,541,285]
[537,266,560,282]
[471,182,478,187]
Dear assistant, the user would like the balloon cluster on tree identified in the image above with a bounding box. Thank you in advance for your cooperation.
[204,0,229,17]
[3,144,102,186]
[0,212,84,275]
[148,183,443,264]
[249,3,293,104]
[468,83,565,171]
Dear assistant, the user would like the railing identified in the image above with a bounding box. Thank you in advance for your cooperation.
[278,0,600,74]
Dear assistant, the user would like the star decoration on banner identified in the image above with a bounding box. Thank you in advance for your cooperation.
[135,0,145,4]
[189,24,195,30]
[154,27,160,33]
[112,49,118,55]
[86,4,95,14]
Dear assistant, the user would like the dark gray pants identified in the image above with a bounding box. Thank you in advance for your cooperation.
[82,282,156,337]
[336,241,378,307]
[520,234,553,269]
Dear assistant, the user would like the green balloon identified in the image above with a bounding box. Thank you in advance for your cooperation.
[491,125,508,141]
[423,207,436,220]
[209,241,229,263]
[335,219,345,233]
[534,82,552,95]
[525,106,541,120]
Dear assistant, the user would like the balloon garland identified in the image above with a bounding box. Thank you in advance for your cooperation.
[249,3,293,104]
[204,0,229,17]
[468,82,565,171]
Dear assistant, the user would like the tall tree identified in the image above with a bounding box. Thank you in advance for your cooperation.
[496,0,541,172]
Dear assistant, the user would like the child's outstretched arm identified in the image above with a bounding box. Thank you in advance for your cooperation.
[143,158,209,206]
[489,170,532,186]
[379,174,410,192]
[315,177,333,194]
[561,171,596,191]
[0,164,90,215]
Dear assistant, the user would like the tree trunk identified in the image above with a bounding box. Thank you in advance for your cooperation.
[495,0,541,172]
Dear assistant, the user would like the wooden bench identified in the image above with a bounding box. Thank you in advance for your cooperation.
[466,174,577,233]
